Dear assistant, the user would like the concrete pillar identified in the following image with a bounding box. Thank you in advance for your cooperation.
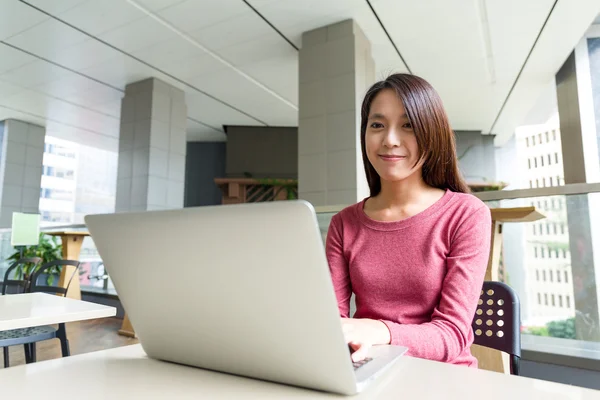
[116,78,187,212]
[555,38,600,341]
[0,119,44,228]
[298,19,375,206]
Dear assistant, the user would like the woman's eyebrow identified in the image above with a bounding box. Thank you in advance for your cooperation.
[368,113,407,119]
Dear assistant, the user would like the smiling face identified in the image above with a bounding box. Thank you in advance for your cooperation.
[364,88,423,184]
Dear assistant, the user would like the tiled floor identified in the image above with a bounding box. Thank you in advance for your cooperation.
[1,317,139,369]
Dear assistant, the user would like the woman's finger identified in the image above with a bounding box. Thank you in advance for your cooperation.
[350,342,371,362]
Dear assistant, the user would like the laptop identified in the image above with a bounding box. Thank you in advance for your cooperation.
[85,200,407,395]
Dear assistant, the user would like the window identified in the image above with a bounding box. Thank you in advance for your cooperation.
[537,293,541,305]
[529,180,533,188]
[549,270,553,282]
[526,137,530,147]
[544,293,548,305]
[539,223,544,235]
[533,225,537,235]
[549,177,554,186]
[548,154,552,165]
[557,270,561,282]
[552,294,556,306]
[538,133,542,144]
[566,295,571,308]
[536,178,539,187]
[542,269,546,281]
[553,223,557,234]
[553,130,557,140]
[562,249,567,258]
[528,159,531,169]
[546,223,550,234]
[544,200,548,210]
[555,153,559,163]
[542,177,546,187]
[536,270,540,281]
[534,247,539,258]
[559,295,563,307]
[532,135,536,146]
[534,158,538,168]
[565,271,569,283]
[560,224,565,234]
[541,156,545,167]
[538,201,542,209]
[548,248,552,258]
[545,131,549,142]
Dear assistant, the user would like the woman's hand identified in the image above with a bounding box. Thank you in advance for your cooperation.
[341,318,391,362]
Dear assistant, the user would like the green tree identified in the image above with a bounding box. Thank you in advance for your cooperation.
[546,318,576,339]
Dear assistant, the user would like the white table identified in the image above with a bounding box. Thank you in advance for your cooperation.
[1,344,598,399]
[0,293,116,331]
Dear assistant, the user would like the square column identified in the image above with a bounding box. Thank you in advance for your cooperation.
[0,119,45,228]
[116,78,187,212]
[298,19,375,206]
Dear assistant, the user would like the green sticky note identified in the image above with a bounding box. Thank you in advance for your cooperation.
[11,212,40,247]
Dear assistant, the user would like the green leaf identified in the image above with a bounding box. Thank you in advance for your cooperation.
[7,233,63,279]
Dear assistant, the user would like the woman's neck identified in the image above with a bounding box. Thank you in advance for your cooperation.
[364,173,445,221]
[378,176,430,208]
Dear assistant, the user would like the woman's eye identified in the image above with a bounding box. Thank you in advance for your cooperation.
[403,122,413,129]
[370,122,384,129]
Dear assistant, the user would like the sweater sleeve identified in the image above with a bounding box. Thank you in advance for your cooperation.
[381,205,492,362]
[325,214,352,318]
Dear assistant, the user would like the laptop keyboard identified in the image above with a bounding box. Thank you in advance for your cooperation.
[352,357,373,370]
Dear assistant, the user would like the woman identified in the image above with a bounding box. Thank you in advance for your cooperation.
[326,73,491,367]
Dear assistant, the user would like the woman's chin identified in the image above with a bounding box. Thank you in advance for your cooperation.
[377,172,414,183]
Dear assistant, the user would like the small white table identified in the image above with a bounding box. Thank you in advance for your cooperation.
[0,293,116,331]
[0,344,598,399]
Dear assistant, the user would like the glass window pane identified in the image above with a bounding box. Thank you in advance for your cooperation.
[485,192,600,345]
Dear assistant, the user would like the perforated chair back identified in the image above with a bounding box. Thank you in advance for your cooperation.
[472,281,521,375]
[1,257,42,295]
[30,260,80,297]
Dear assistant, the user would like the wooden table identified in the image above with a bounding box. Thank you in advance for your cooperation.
[471,206,546,375]
[1,344,598,399]
[46,231,90,301]
[46,231,136,337]
[0,293,116,331]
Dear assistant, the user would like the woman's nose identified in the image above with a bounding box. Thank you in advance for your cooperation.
[382,128,401,148]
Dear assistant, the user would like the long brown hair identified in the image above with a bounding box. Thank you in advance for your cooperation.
[360,73,470,196]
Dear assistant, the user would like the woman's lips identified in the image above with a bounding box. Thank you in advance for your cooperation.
[378,155,406,162]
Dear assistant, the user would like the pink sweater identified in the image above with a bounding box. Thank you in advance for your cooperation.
[326,190,491,367]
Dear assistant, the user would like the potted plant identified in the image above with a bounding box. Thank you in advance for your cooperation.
[7,233,63,285]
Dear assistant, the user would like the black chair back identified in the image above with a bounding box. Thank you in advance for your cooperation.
[1,257,42,295]
[30,260,81,297]
[472,281,521,375]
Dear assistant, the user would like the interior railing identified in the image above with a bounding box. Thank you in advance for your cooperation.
[0,223,113,294]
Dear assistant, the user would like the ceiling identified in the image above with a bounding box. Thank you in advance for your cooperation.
[0,0,599,152]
